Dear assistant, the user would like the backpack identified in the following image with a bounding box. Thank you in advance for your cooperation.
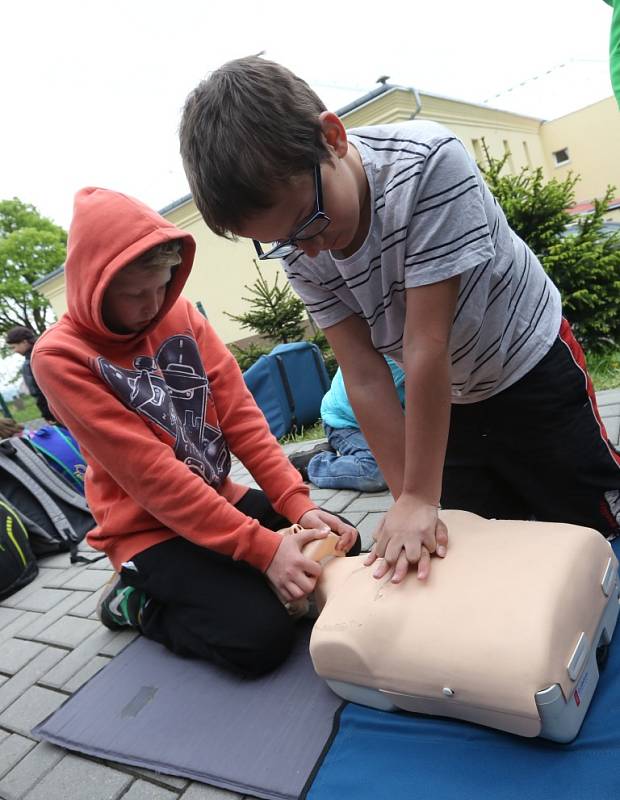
[0,437,100,564]
[27,425,86,494]
[0,493,39,600]
[243,342,330,439]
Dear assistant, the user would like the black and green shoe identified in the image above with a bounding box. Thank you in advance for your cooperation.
[97,574,146,631]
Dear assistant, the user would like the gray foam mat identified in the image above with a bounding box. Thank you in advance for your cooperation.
[33,623,342,800]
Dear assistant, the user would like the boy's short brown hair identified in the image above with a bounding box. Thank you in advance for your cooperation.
[5,326,36,345]
[179,56,328,238]
[130,240,183,270]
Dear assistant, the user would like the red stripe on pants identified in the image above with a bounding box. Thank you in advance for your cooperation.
[558,318,620,468]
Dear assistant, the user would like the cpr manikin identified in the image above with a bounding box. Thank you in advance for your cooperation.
[299,510,619,742]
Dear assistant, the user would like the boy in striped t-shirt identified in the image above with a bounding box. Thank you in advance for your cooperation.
[179,56,620,583]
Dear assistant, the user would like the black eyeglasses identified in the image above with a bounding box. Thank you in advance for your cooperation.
[253,164,331,260]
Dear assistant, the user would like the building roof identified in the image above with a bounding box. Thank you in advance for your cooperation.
[150,81,543,228]
[336,83,394,116]
[338,81,542,121]
[568,197,620,216]
[33,264,65,288]
[158,193,193,216]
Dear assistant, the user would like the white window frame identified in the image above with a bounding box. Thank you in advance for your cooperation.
[552,148,570,167]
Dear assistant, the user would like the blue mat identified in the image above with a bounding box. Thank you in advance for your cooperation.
[307,542,620,800]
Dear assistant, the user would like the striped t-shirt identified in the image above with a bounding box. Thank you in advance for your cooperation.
[283,120,562,404]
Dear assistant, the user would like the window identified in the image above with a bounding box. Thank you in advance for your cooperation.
[552,148,570,166]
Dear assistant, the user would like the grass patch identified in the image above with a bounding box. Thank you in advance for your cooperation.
[588,348,620,391]
[5,394,41,424]
[279,420,325,445]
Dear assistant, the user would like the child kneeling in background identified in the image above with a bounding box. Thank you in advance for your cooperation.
[290,358,404,493]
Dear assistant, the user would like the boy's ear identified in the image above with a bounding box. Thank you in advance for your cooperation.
[318,111,348,158]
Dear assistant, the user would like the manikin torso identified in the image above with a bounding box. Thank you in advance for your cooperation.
[302,511,619,740]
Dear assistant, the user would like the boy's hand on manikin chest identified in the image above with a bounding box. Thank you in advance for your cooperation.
[364,493,449,583]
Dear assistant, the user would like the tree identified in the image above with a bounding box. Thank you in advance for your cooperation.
[225,260,340,375]
[224,261,307,343]
[478,141,578,260]
[0,198,66,337]
[228,340,271,372]
[543,189,620,350]
[478,144,620,351]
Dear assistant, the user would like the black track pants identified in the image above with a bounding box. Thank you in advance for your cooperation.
[442,319,620,537]
[121,489,361,676]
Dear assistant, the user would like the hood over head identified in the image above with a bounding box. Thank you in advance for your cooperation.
[64,187,196,342]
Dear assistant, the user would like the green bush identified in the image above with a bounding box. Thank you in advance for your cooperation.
[543,194,620,351]
[6,394,40,424]
[479,142,576,259]
[224,261,307,344]
[307,329,338,378]
[229,341,271,371]
[587,347,620,391]
[478,144,620,352]
[226,260,338,375]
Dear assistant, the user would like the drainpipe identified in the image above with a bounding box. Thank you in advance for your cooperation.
[408,87,422,118]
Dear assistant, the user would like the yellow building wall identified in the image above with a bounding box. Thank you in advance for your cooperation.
[340,88,547,177]
[539,97,620,211]
[163,202,296,344]
[41,272,68,320]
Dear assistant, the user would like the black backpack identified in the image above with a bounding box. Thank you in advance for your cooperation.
[0,437,101,564]
[0,493,39,600]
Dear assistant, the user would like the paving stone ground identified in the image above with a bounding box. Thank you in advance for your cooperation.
[0,390,618,800]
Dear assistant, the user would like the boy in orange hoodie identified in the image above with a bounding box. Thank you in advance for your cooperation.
[32,188,359,676]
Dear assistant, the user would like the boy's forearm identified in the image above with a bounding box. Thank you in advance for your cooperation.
[397,278,459,506]
[347,377,406,498]
[402,345,452,505]
[322,314,408,496]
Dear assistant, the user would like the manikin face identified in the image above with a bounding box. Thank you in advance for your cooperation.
[102,263,172,334]
[235,113,370,261]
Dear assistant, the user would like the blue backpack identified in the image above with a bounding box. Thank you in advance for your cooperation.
[27,425,86,494]
[243,341,330,439]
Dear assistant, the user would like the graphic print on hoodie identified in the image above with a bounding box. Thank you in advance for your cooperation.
[30,188,314,573]
[98,334,230,488]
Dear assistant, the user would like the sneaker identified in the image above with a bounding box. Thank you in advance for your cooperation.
[289,441,334,481]
[97,573,146,631]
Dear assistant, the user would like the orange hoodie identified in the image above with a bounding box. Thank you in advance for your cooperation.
[32,188,316,573]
